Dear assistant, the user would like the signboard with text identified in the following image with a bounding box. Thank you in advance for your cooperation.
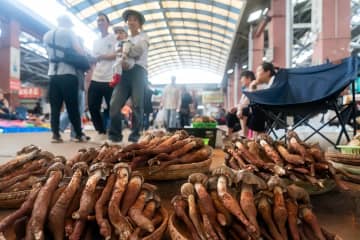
[9,78,21,91]
[18,87,42,99]
[202,91,223,104]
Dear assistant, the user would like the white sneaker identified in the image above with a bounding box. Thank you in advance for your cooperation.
[92,133,107,144]
[106,139,124,147]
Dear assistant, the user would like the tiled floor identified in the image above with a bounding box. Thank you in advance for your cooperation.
[1,129,360,239]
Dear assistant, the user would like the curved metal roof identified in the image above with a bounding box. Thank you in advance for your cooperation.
[59,0,245,78]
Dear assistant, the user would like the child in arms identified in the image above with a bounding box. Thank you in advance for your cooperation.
[110,26,135,87]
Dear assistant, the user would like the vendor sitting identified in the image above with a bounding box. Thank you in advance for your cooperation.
[247,62,277,139]
[237,70,256,138]
[0,89,17,120]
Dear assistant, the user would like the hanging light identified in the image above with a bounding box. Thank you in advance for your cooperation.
[247,9,263,23]
[262,8,269,16]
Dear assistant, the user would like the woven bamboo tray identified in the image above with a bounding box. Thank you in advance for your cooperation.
[325,152,360,166]
[0,190,31,209]
[143,207,169,240]
[0,185,66,209]
[168,213,190,240]
[137,158,212,181]
[286,179,336,195]
[331,161,360,175]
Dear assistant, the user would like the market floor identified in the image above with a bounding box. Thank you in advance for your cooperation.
[1,131,360,239]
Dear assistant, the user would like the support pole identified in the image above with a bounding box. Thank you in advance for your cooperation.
[234,62,239,106]
[248,25,253,70]
[285,0,293,67]
[227,81,231,109]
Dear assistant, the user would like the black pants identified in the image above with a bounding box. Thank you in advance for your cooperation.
[247,105,266,132]
[180,112,190,128]
[49,74,82,138]
[88,81,113,134]
[226,112,241,132]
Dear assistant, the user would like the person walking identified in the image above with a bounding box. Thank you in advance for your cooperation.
[43,15,87,143]
[59,37,90,141]
[88,13,117,143]
[162,76,180,129]
[143,82,159,130]
[108,9,149,143]
[178,85,192,128]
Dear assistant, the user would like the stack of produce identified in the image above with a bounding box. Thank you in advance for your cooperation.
[346,134,360,147]
[117,130,212,173]
[222,131,347,190]
[192,116,217,128]
[0,145,59,195]
[326,134,360,184]
[0,157,166,239]
[192,116,217,124]
[170,167,341,240]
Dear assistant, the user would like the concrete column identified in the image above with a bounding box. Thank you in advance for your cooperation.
[285,0,293,67]
[312,0,351,64]
[252,32,264,71]
[0,18,21,107]
[268,0,286,67]
[233,62,239,105]
[227,75,235,108]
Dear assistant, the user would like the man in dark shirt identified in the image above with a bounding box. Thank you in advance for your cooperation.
[178,86,193,128]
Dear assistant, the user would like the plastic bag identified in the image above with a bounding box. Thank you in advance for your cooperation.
[154,109,165,128]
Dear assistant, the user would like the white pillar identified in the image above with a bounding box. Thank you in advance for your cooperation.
[248,25,253,70]
[285,0,293,67]
[233,62,239,106]
[227,83,231,109]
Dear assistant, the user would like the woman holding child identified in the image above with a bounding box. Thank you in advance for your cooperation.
[108,9,149,143]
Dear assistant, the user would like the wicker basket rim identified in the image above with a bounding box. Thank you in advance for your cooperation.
[143,207,169,240]
[168,213,188,240]
[325,152,360,160]
[137,158,212,180]
[336,145,360,149]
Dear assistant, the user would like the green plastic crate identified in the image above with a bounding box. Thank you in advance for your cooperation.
[336,145,360,155]
[192,122,217,128]
[202,138,209,145]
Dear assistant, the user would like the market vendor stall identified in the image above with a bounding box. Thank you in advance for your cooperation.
[244,56,360,147]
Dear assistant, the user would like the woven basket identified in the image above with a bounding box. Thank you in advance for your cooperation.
[325,152,360,166]
[0,185,66,209]
[336,145,360,155]
[168,213,190,240]
[0,190,31,209]
[143,207,169,240]
[285,179,336,195]
[137,158,212,181]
